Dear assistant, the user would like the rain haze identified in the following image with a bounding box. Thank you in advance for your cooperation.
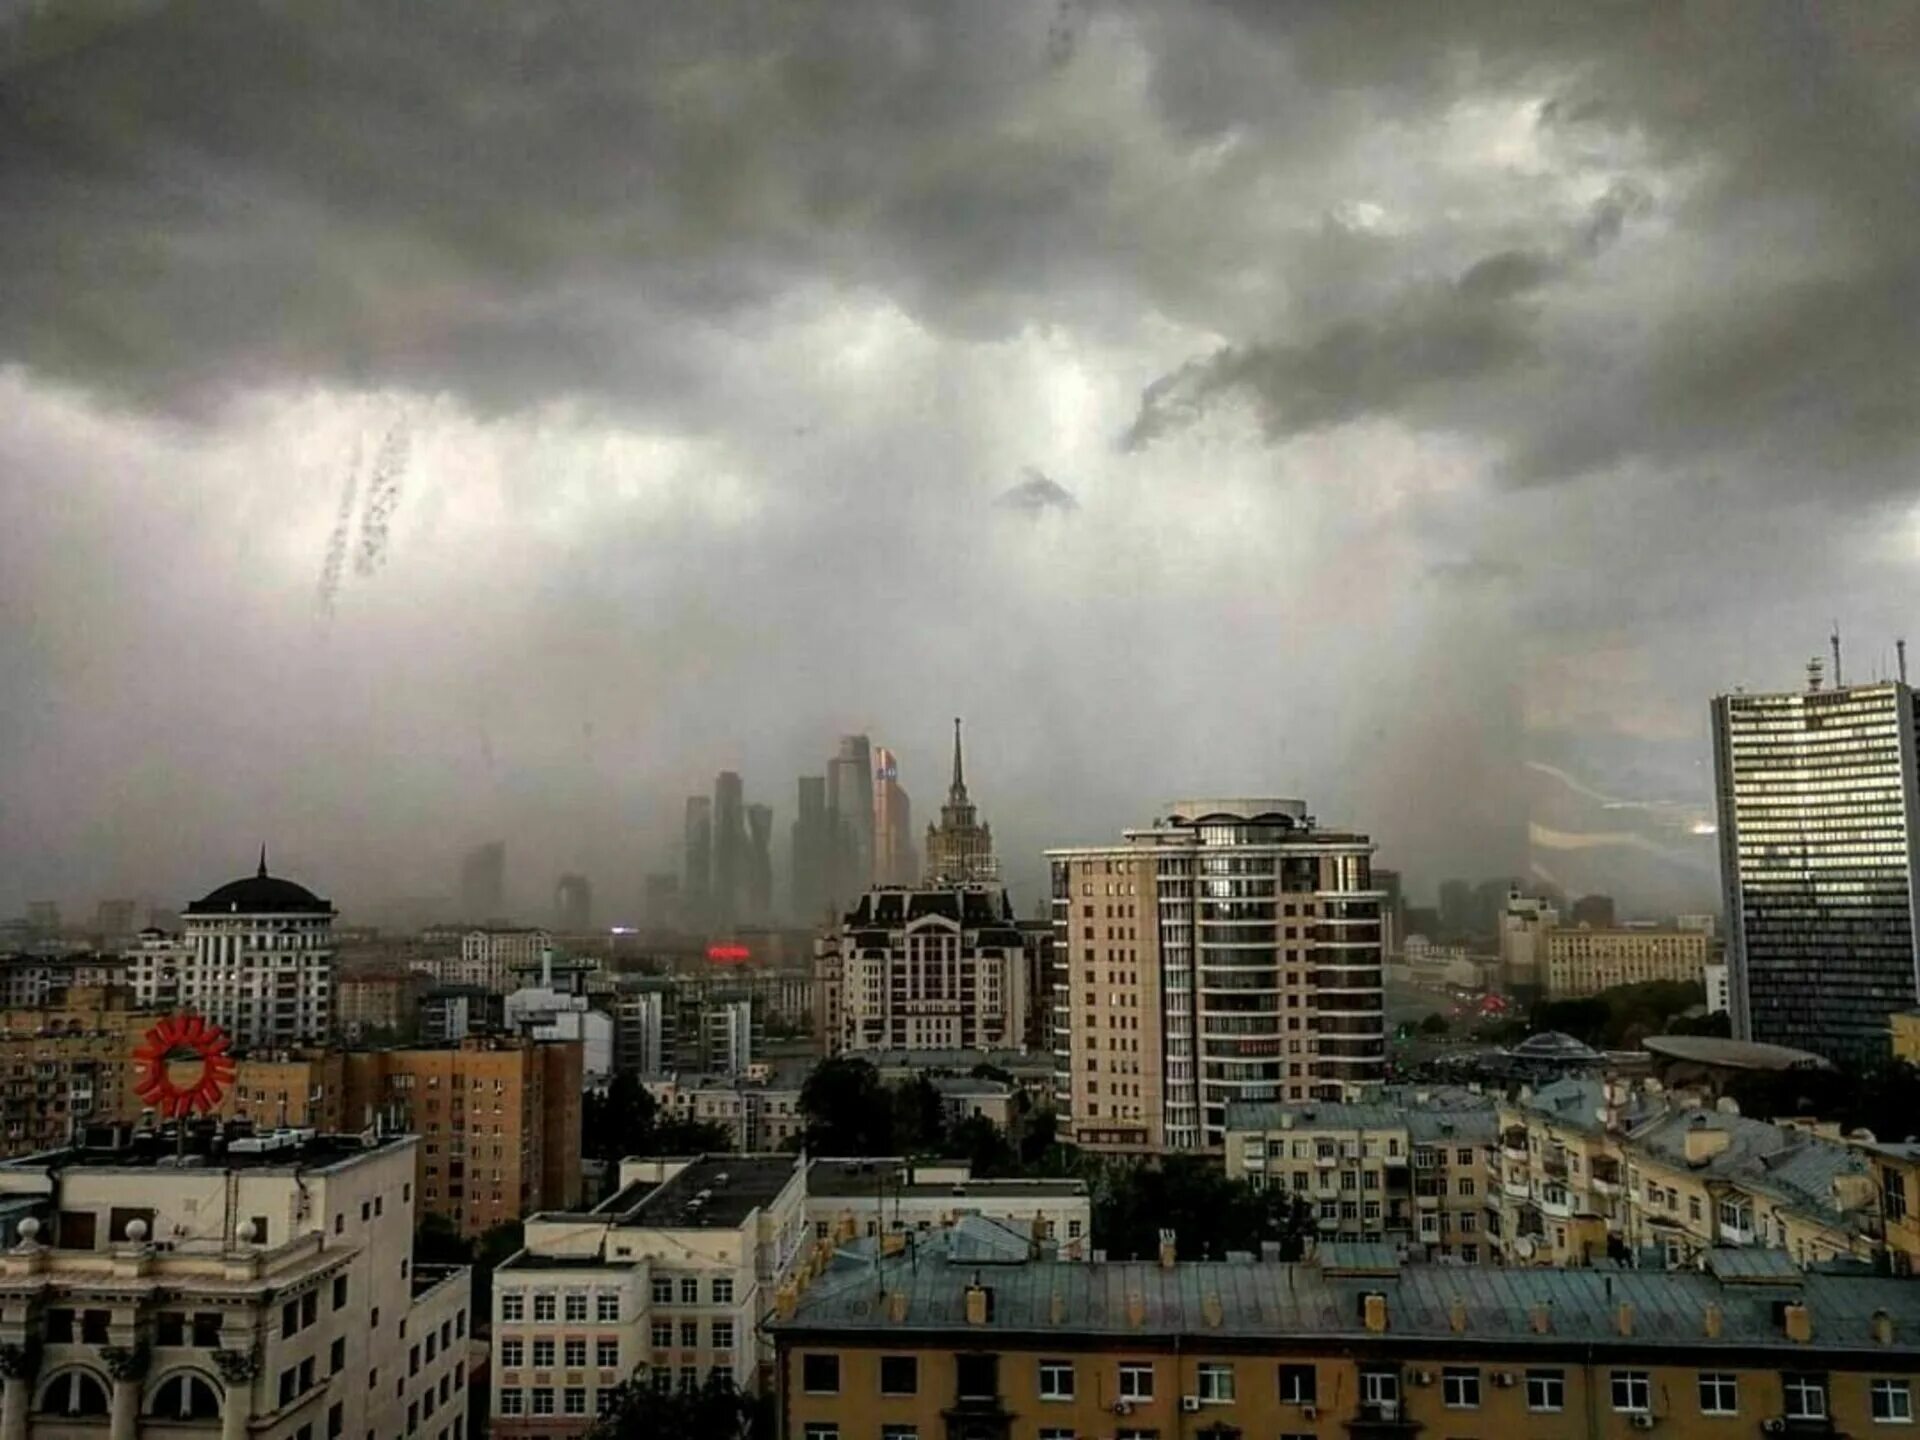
[4,1,1919,922]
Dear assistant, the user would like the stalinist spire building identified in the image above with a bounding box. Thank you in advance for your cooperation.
[923,717,997,884]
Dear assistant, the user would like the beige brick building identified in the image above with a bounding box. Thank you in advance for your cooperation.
[1545,927,1713,1000]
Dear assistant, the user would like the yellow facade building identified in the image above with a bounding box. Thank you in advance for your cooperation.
[1544,926,1712,1000]
[1893,1008,1920,1063]
[0,987,156,1157]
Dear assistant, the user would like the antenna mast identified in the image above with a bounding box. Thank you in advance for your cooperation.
[1830,623,1843,688]
[1900,638,1909,686]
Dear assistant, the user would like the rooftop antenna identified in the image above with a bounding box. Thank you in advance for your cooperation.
[1830,623,1843,688]
[1900,638,1909,686]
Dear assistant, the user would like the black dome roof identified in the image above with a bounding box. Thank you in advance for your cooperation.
[186,852,332,916]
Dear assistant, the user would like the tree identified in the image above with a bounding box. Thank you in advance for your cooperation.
[469,1219,524,1331]
[798,1056,895,1155]
[890,1075,947,1155]
[582,1072,730,1165]
[587,1372,771,1440]
[1093,1155,1314,1262]
[1016,1107,1058,1168]
[413,1212,470,1267]
[951,1113,1016,1177]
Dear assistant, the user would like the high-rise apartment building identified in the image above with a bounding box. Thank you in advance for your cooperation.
[553,872,593,932]
[922,718,996,885]
[459,840,507,920]
[814,886,1028,1054]
[871,747,916,886]
[827,736,875,910]
[1048,799,1386,1155]
[683,796,713,931]
[179,855,335,1048]
[790,776,833,924]
[712,771,747,929]
[745,802,774,921]
[1713,671,1920,1062]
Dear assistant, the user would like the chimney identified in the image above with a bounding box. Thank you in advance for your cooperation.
[1157,1227,1177,1269]
[1872,1309,1896,1346]
[1782,1301,1812,1344]
[1449,1299,1468,1334]
[1703,1303,1723,1339]
[1362,1292,1389,1334]
[1126,1292,1146,1328]
[1529,1303,1552,1335]
[774,1282,798,1320]
[1049,1292,1067,1326]
[963,1281,992,1326]
[1203,1292,1224,1329]
[1684,1116,1731,1166]
[886,1290,909,1324]
[1616,1302,1635,1337]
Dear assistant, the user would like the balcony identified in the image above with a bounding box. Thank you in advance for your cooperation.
[1590,1161,1623,1195]
[1415,1193,1440,1210]
[1503,1181,1530,1201]
[1537,1191,1574,1220]
[1348,1400,1420,1437]
[1542,1154,1569,1180]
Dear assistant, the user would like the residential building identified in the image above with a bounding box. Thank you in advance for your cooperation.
[0,955,129,1010]
[1893,1008,1920,1063]
[1492,1078,1881,1270]
[225,1050,346,1130]
[814,886,1027,1055]
[125,928,189,1011]
[1858,1140,1920,1277]
[179,855,336,1048]
[804,1159,1089,1254]
[772,1241,1920,1440]
[1014,918,1054,1054]
[333,970,427,1040]
[1225,1086,1498,1262]
[0,987,154,1156]
[417,985,500,1044]
[871,748,915,887]
[0,1127,468,1440]
[602,974,767,1076]
[858,1050,1057,1109]
[922,719,995,885]
[641,1071,809,1153]
[491,1154,809,1435]
[1048,799,1387,1155]
[1544,927,1712,1000]
[1704,962,1731,1016]
[1498,890,1560,996]
[1713,672,1920,1062]
[425,928,552,993]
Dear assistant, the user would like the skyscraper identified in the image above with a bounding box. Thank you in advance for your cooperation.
[1712,667,1920,1063]
[683,796,713,931]
[791,775,832,924]
[923,717,996,884]
[871,746,916,886]
[745,802,774,921]
[458,841,506,921]
[553,872,593,932]
[1048,799,1386,1154]
[712,770,747,928]
[827,735,874,908]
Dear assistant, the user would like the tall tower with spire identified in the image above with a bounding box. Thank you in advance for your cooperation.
[923,717,997,884]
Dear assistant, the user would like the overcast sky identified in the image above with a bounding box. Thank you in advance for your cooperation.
[4,2,1917,923]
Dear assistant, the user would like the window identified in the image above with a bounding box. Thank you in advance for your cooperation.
[881,1429,918,1440]
[1039,1360,1075,1401]
[1197,1362,1235,1402]
[597,1294,619,1322]
[302,1291,317,1327]
[328,1401,343,1440]
[880,1356,918,1396]
[712,1277,734,1305]
[563,1388,586,1416]
[680,1278,699,1304]
[677,1365,698,1392]
[1528,1370,1565,1413]
[802,1427,839,1440]
[1690,1195,1704,1222]
[651,1321,673,1348]
[596,1340,618,1368]
[500,1294,524,1322]
[333,1276,348,1310]
[1699,1373,1738,1415]
[1279,1364,1317,1405]
[1457,1177,1475,1197]
[282,1300,300,1338]
[679,1321,698,1348]
[564,1294,587,1322]
[1873,1379,1913,1423]
[1118,1363,1154,1401]
[1039,1431,1076,1440]
[712,1321,735,1351]
[331,1337,347,1373]
[531,1340,554,1368]
[1784,1373,1828,1421]
[530,1388,555,1416]
[651,1278,673,1305]
[149,1374,221,1420]
[1443,1368,1480,1408]
[956,1354,999,1401]
[802,1353,840,1394]
[532,1294,556,1322]
[1361,1370,1399,1407]
[498,1390,523,1418]
[500,1340,523,1367]
[1612,1371,1651,1413]
[564,1339,586,1368]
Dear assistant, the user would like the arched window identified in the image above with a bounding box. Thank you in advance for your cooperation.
[150,1373,222,1420]
[39,1370,109,1417]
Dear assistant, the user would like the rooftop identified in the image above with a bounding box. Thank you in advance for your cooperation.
[1225,1085,1493,1137]
[806,1159,1088,1200]
[0,1127,410,1175]
[776,1248,1920,1356]
[184,856,333,917]
[609,1154,800,1230]
[1643,1034,1836,1071]
[1628,1109,1871,1223]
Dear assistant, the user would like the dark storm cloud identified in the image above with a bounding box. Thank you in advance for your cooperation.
[996,469,1079,515]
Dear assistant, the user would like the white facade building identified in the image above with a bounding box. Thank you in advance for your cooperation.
[178,857,335,1049]
[1704,961,1732,1016]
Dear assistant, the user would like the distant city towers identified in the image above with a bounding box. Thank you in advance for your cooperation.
[872,747,916,886]
[458,841,506,921]
[828,735,875,905]
[683,797,713,928]
[791,775,834,925]
[553,872,593,932]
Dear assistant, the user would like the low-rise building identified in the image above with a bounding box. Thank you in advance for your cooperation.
[333,970,428,1040]
[491,1154,809,1436]
[803,1159,1089,1255]
[773,1239,1920,1440]
[0,956,130,1010]
[1893,1008,1920,1064]
[1857,1139,1920,1277]
[1224,1086,1498,1262]
[1545,926,1713,1000]
[641,1070,809,1153]
[0,1127,469,1440]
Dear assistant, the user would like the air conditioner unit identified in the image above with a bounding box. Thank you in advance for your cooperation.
[1493,1372,1517,1388]
[1630,1414,1656,1430]
[1761,1421,1787,1436]
[1111,1400,1133,1416]
[1181,1396,1202,1413]
[1302,1405,1319,1421]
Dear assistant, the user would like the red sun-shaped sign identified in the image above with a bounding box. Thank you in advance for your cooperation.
[132,1013,236,1117]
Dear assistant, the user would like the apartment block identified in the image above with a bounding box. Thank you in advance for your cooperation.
[179,861,336,1048]
[1492,1078,1881,1269]
[0,1127,469,1440]
[1224,1086,1497,1262]
[773,1242,1920,1440]
[333,971,428,1040]
[0,956,129,1010]
[640,1071,809,1153]
[1861,1140,1920,1275]
[1049,799,1387,1155]
[1544,927,1713,1000]
[491,1155,809,1436]
[0,987,154,1157]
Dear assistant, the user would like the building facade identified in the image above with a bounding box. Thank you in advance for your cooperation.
[1544,927,1713,1000]
[922,720,995,886]
[0,1128,468,1440]
[870,748,915,888]
[814,887,1027,1055]
[1048,799,1387,1155]
[1713,675,1920,1062]
[1498,890,1561,996]
[179,858,336,1049]
[0,987,155,1157]
[333,970,427,1040]
[773,1244,1920,1440]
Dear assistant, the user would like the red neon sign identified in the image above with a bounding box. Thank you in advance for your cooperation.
[707,944,750,964]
